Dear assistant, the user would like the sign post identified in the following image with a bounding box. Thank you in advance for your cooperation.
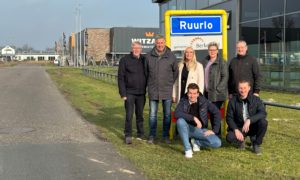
[165,10,228,138]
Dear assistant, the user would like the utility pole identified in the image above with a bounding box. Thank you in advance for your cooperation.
[75,0,81,68]
[75,6,78,67]
[79,7,82,67]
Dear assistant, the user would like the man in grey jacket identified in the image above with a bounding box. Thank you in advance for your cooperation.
[146,35,178,144]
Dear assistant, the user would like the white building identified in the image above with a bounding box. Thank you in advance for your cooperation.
[1,46,15,60]
[14,53,59,61]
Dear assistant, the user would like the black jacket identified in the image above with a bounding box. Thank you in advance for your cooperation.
[200,55,228,102]
[145,47,178,100]
[228,54,262,94]
[118,53,147,97]
[226,94,267,131]
[174,95,221,134]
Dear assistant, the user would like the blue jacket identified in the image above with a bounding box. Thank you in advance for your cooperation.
[174,95,221,134]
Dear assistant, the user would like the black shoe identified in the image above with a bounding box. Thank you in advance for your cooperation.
[125,137,132,144]
[246,136,256,147]
[147,136,154,144]
[253,144,261,155]
[238,141,245,150]
[163,137,171,144]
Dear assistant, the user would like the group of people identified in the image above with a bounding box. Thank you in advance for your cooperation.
[118,35,268,158]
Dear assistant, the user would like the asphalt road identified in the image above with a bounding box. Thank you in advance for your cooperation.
[0,64,145,180]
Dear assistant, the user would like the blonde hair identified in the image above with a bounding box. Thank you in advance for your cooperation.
[181,46,197,71]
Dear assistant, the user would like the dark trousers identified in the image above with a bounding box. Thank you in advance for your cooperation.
[211,101,224,136]
[204,92,224,136]
[124,94,145,137]
[226,119,268,146]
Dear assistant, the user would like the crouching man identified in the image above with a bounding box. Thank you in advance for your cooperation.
[174,83,221,158]
[226,80,268,155]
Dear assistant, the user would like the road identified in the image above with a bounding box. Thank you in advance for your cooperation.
[0,64,144,180]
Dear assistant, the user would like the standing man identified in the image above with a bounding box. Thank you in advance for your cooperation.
[146,35,178,144]
[118,41,147,144]
[226,80,268,155]
[228,40,262,98]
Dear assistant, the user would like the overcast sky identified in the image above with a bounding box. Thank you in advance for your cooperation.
[0,0,159,50]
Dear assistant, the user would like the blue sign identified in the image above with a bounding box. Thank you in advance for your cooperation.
[171,16,222,35]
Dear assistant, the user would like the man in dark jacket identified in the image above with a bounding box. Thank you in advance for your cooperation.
[226,80,268,155]
[118,41,147,144]
[228,40,262,98]
[145,35,178,144]
[175,83,221,158]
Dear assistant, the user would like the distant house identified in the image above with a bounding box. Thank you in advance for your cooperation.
[1,46,15,61]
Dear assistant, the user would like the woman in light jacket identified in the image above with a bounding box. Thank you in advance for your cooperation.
[173,47,204,103]
[199,42,228,136]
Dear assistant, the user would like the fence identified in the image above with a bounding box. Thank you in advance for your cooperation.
[81,68,300,111]
[81,68,117,84]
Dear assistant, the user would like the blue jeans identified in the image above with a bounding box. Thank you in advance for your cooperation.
[149,99,172,138]
[176,118,221,151]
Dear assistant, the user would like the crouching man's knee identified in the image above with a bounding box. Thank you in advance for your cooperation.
[258,119,268,129]
[176,118,187,127]
[209,135,222,148]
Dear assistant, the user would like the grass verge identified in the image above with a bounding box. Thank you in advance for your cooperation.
[47,67,300,179]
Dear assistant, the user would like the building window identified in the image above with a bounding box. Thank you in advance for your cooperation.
[168,0,176,10]
[285,13,300,60]
[177,0,185,10]
[160,3,168,24]
[260,16,284,65]
[285,12,300,88]
[260,0,284,18]
[240,21,259,59]
[259,16,285,87]
[208,0,226,6]
[240,0,259,22]
[186,0,196,10]
[38,56,44,61]
[286,0,300,13]
[196,0,208,9]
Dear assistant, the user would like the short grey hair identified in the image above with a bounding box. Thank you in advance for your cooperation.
[155,34,165,41]
[236,40,247,47]
[131,41,142,47]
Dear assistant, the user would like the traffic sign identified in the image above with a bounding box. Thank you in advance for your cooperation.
[170,16,222,35]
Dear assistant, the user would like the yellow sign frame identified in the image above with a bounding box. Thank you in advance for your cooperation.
[165,9,228,61]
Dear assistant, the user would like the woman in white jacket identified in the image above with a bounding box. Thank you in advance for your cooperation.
[173,47,204,103]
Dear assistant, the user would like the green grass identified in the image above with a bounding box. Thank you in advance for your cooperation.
[47,67,300,179]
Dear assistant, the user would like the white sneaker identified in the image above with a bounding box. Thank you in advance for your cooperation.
[185,150,193,158]
[191,138,200,152]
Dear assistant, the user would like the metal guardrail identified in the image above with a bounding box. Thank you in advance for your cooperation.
[263,101,300,110]
[81,68,300,111]
[81,68,117,84]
